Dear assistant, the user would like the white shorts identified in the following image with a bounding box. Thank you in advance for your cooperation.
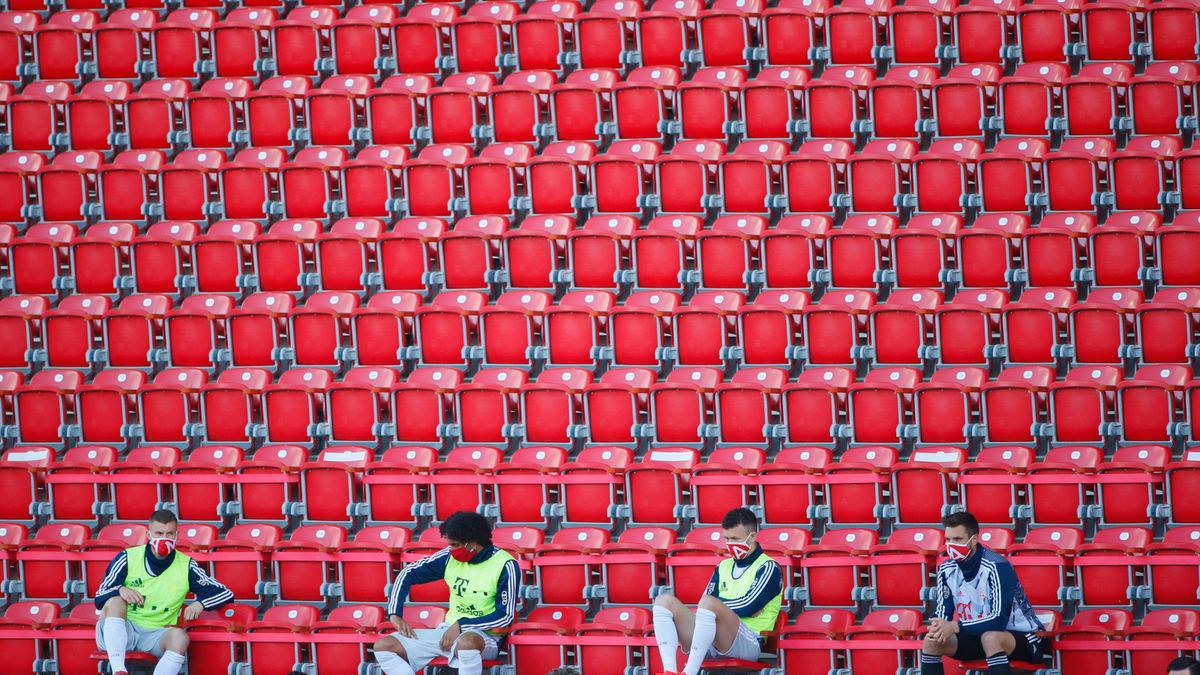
[707,621,764,662]
[385,624,499,672]
[95,619,168,657]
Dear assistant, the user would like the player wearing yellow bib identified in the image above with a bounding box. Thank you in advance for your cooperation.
[93,510,233,675]
[653,508,783,675]
[374,511,521,675]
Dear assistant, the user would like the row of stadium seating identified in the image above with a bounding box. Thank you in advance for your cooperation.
[4,0,1200,86]
[6,599,1194,675]
[6,438,1200,529]
[4,64,1200,156]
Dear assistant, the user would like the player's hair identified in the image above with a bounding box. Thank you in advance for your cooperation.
[1167,656,1200,674]
[941,511,980,537]
[148,509,178,526]
[721,507,759,532]
[439,511,493,547]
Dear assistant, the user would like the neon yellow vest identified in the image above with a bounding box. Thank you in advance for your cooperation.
[443,548,514,631]
[716,551,782,636]
[123,546,191,629]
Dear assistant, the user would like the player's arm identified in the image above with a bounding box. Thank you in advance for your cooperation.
[935,564,954,621]
[722,561,783,618]
[386,547,451,618]
[957,562,1015,635]
[456,559,521,631]
[93,551,130,609]
[188,559,235,610]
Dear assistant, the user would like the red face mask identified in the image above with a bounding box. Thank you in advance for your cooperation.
[450,546,475,563]
[945,538,974,561]
[149,537,176,558]
[726,535,753,560]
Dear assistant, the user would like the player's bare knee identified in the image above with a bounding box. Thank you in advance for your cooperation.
[981,631,1011,654]
[921,635,946,655]
[100,597,128,617]
[457,631,485,651]
[697,595,723,612]
[373,636,407,659]
[162,628,189,652]
[653,591,678,608]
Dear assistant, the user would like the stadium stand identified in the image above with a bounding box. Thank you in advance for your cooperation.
[0,0,1199,671]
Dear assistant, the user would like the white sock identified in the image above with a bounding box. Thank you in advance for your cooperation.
[457,649,483,675]
[683,608,717,675]
[653,605,680,672]
[152,650,186,675]
[374,650,416,675]
[102,617,128,672]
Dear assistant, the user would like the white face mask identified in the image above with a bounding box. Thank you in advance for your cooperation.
[726,534,754,560]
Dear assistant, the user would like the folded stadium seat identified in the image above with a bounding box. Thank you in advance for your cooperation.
[0,600,58,672]
[596,526,674,605]
[1124,609,1200,674]
[325,366,399,446]
[1182,148,1200,211]
[1155,215,1200,287]
[1006,525,1083,608]
[759,0,828,68]
[694,215,767,292]
[630,213,700,291]
[364,75,434,148]
[714,141,785,217]
[651,140,722,216]
[548,67,619,143]
[1054,608,1132,675]
[332,525,410,605]
[0,153,45,224]
[952,216,1027,294]
[523,153,586,217]
[225,293,296,370]
[278,146,348,221]
[412,290,487,367]
[1066,288,1142,367]
[389,367,463,445]
[864,67,935,142]
[373,217,445,293]
[302,74,375,148]
[589,140,660,216]
[286,291,360,369]
[798,290,875,367]
[932,289,1008,367]
[261,367,334,446]
[466,143,534,218]
[603,291,679,369]
[894,443,967,521]
[266,524,349,605]
[486,71,555,146]
[148,9,215,82]
[96,150,166,224]
[451,1,520,75]
[490,445,568,525]
[779,369,852,449]
[977,138,1048,216]
[1014,0,1082,65]
[1150,0,1200,60]
[625,446,700,526]
[958,444,1036,525]
[576,367,653,445]
[798,527,878,608]
[1027,444,1104,527]
[347,292,422,369]
[997,287,1076,368]
[632,0,699,71]
[844,367,918,447]
[44,445,117,524]
[825,445,898,527]
[823,0,891,68]
[314,217,385,295]
[389,4,456,76]
[242,604,321,675]
[1146,526,1200,606]
[983,365,1057,446]
[805,66,874,141]
[0,297,48,371]
[1110,140,1181,216]
[183,521,280,604]
[1185,380,1200,452]
[572,0,642,71]
[156,149,221,221]
[753,526,809,602]
[64,81,131,154]
[77,523,149,600]
[297,446,372,525]
[1082,0,1149,64]
[304,604,385,674]
[734,290,809,368]
[997,62,1069,141]
[660,525,723,603]
[0,520,25,586]
[449,368,528,445]
[216,147,287,222]
[40,295,110,371]
[713,366,786,446]
[339,148,408,223]
[532,526,610,606]
[211,8,277,80]
[244,78,311,151]
[688,445,764,524]
[476,291,550,368]
[501,214,572,291]
[401,143,473,219]
[172,445,242,524]
[428,444,503,520]
[914,369,986,447]
[928,63,999,139]
[50,604,116,675]
[694,0,763,69]
[558,444,633,526]
[737,67,808,143]
[865,289,940,367]
[128,221,198,297]
[826,214,898,294]
[511,1,579,73]
[866,527,943,608]
[1115,366,1191,446]
[360,444,435,526]
[268,7,335,80]
[32,10,98,83]
[108,445,181,521]
[15,522,88,600]
[73,369,145,446]
[953,0,1021,67]
[427,73,498,146]
[1061,64,1133,138]
[0,447,47,523]
[10,369,85,447]
[512,369,590,447]
[181,77,253,151]
[760,214,830,291]
[33,154,100,225]
[7,79,73,153]
[1085,210,1159,289]
[330,5,398,80]
[1134,287,1200,366]
[1021,215,1095,292]
[563,606,649,673]
[1073,525,1152,609]
[0,12,38,84]
[675,67,747,142]
[96,293,172,370]
[777,608,857,675]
